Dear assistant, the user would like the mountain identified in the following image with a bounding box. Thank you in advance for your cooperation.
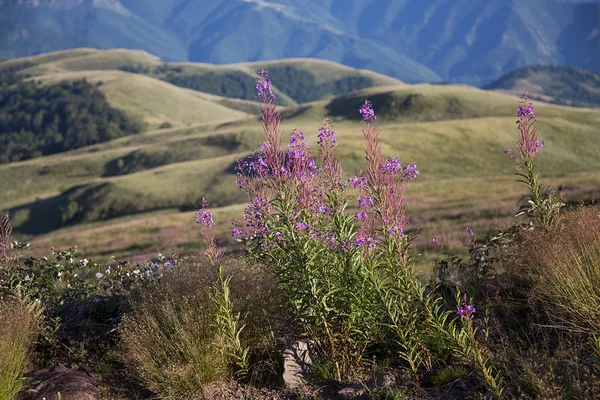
[485,65,600,108]
[1,0,598,85]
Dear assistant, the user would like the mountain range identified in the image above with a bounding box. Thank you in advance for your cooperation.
[1,0,599,85]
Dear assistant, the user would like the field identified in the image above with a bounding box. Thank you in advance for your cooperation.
[3,48,600,400]
[1,49,600,263]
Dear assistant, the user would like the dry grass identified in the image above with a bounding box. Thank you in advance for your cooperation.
[521,206,600,334]
[119,255,280,399]
[0,298,43,400]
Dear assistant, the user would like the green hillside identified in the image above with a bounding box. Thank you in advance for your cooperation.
[485,65,600,108]
[1,49,600,260]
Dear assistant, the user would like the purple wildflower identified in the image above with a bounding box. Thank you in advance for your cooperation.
[295,221,310,231]
[195,199,221,265]
[256,69,275,101]
[380,157,402,175]
[348,176,368,189]
[403,162,419,179]
[357,196,374,210]
[464,227,474,237]
[232,226,242,238]
[195,208,214,228]
[516,93,543,162]
[317,127,337,147]
[355,211,368,220]
[359,100,376,122]
[457,303,476,320]
[387,225,404,237]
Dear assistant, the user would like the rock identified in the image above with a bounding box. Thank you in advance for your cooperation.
[27,366,100,400]
[282,340,312,389]
[335,384,367,400]
[367,371,396,389]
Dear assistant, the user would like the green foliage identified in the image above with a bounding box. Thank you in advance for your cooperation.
[434,236,502,297]
[424,365,469,387]
[0,213,180,307]
[121,64,257,101]
[252,193,382,381]
[266,65,375,103]
[514,158,564,227]
[211,265,250,378]
[0,78,143,163]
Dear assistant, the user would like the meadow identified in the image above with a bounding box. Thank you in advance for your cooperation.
[1,51,600,399]
[2,49,600,263]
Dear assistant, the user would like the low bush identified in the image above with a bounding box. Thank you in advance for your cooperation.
[196,70,504,396]
[119,255,280,399]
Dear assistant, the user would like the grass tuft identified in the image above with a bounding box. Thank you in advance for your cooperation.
[0,297,43,400]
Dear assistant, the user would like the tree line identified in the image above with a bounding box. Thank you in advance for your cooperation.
[0,75,143,163]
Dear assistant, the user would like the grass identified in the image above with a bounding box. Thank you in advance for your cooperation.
[2,50,600,264]
[120,255,279,399]
[520,207,600,333]
[0,298,43,400]
[30,70,249,128]
[2,56,600,398]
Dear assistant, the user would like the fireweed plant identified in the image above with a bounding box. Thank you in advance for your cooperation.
[196,200,250,378]
[505,94,564,226]
[194,69,504,394]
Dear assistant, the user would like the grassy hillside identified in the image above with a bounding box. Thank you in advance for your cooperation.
[30,70,251,127]
[485,65,600,108]
[120,57,404,105]
[6,49,403,107]
[2,81,599,260]
[1,49,600,261]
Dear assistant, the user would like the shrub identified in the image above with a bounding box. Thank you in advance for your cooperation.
[0,297,43,400]
[205,69,504,396]
[523,206,600,333]
[120,255,279,398]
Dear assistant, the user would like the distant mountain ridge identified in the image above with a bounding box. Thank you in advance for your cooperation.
[1,0,598,85]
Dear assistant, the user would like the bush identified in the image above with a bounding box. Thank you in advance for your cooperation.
[212,70,504,396]
[523,206,600,333]
[0,297,43,400]
[119,255,280,399]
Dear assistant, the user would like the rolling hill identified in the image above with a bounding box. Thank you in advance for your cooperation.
[1,48,600,261]
[0,49,401,161]
[1,0,599,85]
[485,65,600,108]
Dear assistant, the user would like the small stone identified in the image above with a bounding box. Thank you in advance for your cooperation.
[282,340,312,389]
[367,372,396,389]
[336,384,367,400]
